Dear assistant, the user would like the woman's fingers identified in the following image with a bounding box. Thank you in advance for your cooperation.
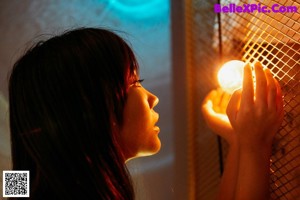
[275,79,284,123]
[240,64,254,110]
[202,90,217,117]
[213,89,223,113]
[264,67,283,124]
[265,68,277,110]
[202,62,284,144]
[202,90,234,143]
[255,62,268,108]
[203,89,230,114]
[220,92,231,114]
[203,90,217,104]
[226,89,242,126]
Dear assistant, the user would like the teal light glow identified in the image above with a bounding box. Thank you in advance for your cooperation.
[108,0,169,20]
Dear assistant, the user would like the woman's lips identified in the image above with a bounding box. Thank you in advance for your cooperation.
[153,126,160,133]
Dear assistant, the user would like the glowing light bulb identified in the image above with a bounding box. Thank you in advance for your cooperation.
[217,60,245,94]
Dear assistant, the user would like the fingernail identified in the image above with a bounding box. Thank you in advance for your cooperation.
[255,62,261,68]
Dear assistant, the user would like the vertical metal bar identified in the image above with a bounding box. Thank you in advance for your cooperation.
[217,0,224,175]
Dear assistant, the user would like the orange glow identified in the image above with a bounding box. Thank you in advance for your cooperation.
[217,60,245,94]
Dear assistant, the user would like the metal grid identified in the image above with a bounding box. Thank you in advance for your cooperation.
[184,0,221,199]
[185,0,300,199]
[219,0,300,199]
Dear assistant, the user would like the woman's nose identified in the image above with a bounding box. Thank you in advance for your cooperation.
[148,91,159,109]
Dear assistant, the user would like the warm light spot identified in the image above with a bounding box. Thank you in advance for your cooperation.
[217,60,245,94]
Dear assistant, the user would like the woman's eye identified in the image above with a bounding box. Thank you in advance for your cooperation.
[132,79,144,86]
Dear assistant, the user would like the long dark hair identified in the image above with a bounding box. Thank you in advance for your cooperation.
[9,28,138,199]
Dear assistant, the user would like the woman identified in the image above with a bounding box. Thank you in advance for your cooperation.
[9,27,160,200]
[9,27,283,200]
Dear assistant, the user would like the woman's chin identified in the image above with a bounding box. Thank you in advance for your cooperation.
[125,141,161,162]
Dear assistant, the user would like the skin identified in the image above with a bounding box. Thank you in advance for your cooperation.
[202,62,284,200]
[118,62,283,198]
[119,80,161,162]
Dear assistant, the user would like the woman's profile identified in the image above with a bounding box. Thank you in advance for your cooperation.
[8,27,283,200]
[9,28,160,199]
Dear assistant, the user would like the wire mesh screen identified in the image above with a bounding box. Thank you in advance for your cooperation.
[185,0,300,199]
[184,0,220,199]
[219,0,300,199]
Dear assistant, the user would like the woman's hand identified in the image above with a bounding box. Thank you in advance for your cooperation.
[202,62,283,147]
[202,62,284,200]
[226,62,284,148]
[202,89,235,145]
[230,62,284,200]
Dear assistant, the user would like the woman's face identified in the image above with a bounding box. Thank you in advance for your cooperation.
[119,80,160,161]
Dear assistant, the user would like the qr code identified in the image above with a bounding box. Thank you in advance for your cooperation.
[3,170,30,197]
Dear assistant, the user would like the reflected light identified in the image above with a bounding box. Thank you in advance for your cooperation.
[217,60,245,94]
[110,0,167,19]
